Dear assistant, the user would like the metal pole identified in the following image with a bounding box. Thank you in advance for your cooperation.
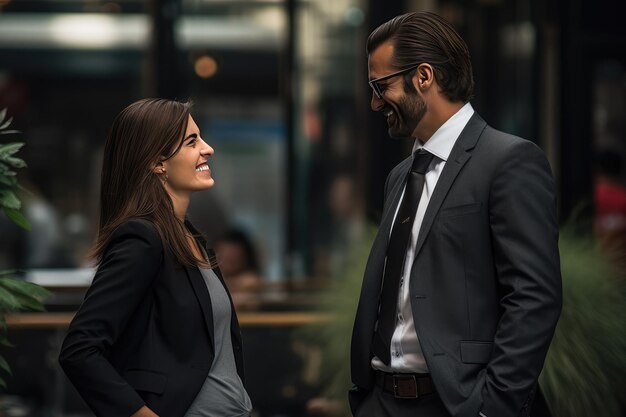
[284,0,297,283]
[149,0,181,99]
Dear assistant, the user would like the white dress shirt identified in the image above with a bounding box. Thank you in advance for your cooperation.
[372,102,475,373]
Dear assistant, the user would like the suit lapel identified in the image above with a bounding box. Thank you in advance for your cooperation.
[364,158,411,292]
[413,113,487,258]
[352,160,411,387]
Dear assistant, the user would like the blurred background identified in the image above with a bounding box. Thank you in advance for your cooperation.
[0,0,624,416]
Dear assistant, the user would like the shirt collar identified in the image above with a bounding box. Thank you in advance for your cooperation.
[412,102,474,161]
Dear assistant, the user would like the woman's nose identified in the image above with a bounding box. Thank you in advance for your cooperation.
[200,139,214,156]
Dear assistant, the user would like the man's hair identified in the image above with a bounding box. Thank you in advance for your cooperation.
[367,12,474,103]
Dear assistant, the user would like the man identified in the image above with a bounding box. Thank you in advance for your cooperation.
[350,12,561,417]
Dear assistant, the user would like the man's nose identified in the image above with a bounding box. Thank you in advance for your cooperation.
[371,92,384,111]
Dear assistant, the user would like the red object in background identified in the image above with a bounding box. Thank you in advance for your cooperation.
[594,179,626,252]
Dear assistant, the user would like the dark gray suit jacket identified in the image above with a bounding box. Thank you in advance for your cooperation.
[59,219,245,417]
[350,113,562,417]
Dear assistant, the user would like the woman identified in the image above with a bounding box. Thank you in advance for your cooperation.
[59,98,252,417]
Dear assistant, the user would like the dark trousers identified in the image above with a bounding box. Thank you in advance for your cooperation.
[354,383,452,417]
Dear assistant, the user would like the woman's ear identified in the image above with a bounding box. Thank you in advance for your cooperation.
[153,161,168,182]
[152,162,164,175]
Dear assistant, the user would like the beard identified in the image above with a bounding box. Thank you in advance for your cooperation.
[387,90,426,139]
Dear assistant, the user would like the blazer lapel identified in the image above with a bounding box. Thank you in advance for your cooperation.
[205,248,243,345]
[184,220,241,349]
[185,265,215,350]
[413,113,487,258]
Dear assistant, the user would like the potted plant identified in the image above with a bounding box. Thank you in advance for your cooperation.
[0,108,51,389]
[540,225,626,416]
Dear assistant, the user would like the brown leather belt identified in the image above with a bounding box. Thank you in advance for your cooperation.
[375,370,435,399]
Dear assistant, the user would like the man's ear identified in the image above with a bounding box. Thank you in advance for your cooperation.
[415,63,434,91]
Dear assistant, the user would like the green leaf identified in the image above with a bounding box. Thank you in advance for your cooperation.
[13,296,45,311]
[0,109,6,123]
[0,130,20,135]
[0,277,51,300]
[0,354,12,375]
[0,144,26,169]
[0,143,23,157]
[0,116,12,130]
[2,208,30,230]
[0,376,6,389]
[0,174,17,187]
[0,338,14,348]
[0,276,33,291]
[0,278,51,313]
[0,290,44,311]
[0,286,20,310]
[19,297,43,311]
[0,189,21,210]
[0,156,26,169]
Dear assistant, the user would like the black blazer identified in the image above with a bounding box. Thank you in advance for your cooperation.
[350,113,562,417]
[59,218,244,417]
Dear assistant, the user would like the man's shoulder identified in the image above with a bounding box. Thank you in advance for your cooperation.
[477,124,545,158]
[480,124,529,148]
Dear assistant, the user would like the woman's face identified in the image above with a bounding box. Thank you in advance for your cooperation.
[162,115,215,199]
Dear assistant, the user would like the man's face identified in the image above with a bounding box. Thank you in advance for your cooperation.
[368,41,426,139]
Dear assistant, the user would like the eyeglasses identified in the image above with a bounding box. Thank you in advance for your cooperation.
[368,64,419,99]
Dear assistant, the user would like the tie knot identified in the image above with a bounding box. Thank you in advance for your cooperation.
[411,150,434,174]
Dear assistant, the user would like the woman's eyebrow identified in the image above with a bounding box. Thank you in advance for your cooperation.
[184,133,198,141]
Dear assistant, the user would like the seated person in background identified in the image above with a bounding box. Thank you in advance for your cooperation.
[215,229,264,309]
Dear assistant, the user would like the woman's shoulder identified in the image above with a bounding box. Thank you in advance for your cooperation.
[113,217,159,235]
[106,218,163,254]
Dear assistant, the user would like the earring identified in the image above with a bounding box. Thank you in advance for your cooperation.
[160,168,168,182]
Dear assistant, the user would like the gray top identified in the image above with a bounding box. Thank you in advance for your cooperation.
[184,267,252,417]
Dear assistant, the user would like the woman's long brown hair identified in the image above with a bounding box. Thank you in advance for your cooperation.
[90,98,209,267]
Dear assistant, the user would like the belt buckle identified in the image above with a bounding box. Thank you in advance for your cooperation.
[392,374,419,399]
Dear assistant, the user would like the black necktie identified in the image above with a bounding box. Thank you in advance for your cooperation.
[373,149,434,365]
